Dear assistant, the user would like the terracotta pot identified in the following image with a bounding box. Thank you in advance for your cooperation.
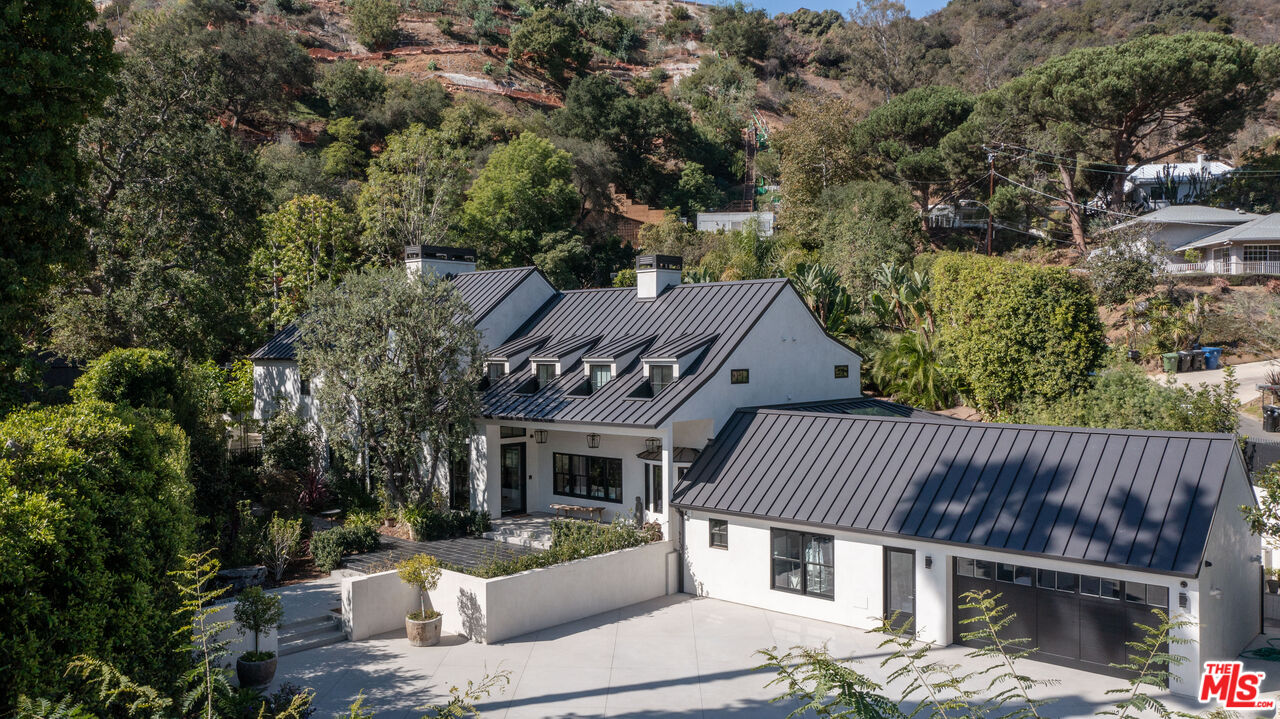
[236,654,278,688]
[406,614,442,647]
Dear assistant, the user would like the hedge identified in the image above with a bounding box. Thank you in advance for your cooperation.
[0,401,196,708]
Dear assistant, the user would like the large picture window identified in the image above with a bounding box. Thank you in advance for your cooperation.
[1244,245,1280,263]
[553,452,622,503]
[770,529,834,598]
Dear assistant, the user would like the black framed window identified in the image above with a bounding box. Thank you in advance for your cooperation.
[834,365,849,379]
[645,464,663,512]
[553,452,622,503]
[487,362,506,381]
[589,364,612,392]
[650,364,674,393]
[730,369,749,384]
[709,518,728,548]
[499,426,526,438]
[448,451,470,510]
[770,529,834,599]
[299,375,311,396]
[535,363,558,389]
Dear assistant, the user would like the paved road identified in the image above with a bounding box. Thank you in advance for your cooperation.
[269,594,1224,719]
[1154,357,1278,403]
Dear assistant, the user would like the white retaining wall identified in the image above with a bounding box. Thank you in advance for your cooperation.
[342,540,674,644]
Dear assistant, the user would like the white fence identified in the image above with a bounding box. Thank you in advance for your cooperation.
[341,540,676,644]
[1167,260,1280,275]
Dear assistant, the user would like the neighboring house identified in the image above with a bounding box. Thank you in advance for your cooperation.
[1169,212,1280,275]
[672,406,1260,696]
[695,211,775,236]
[1103,204,1260,252]
[1125,155,1234,211]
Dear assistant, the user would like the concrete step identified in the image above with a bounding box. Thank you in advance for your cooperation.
[483,528,551,550]
[277,611,346,657]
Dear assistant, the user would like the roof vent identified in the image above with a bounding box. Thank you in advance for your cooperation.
[636,254,682,300]
[404,245,477,278]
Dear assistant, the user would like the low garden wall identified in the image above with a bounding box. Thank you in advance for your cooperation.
[342,540,675,644]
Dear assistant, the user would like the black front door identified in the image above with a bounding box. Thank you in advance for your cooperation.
[884,547,916,634]
[500,442,526,516]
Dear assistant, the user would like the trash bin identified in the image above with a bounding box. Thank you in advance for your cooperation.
[1265,405,1280,433]
[1127,349,1141,363]
[1177,350,1194,373]
[1162,352,1179,374]
[1202,346,1223,370]
[1191,349,1206,371]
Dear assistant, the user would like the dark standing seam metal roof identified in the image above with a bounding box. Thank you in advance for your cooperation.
[247,267,541,361]
[583,335,657,362]
[671,408,1239,576]
[529,335,602,361]
[481,279,791,427]
[763,397,957,420]
[642,332,719,360]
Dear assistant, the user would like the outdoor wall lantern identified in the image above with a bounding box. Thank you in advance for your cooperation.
[533,430,548,444]
[645,437,662,452]
[924,555,933,570]
[586,433,601,449]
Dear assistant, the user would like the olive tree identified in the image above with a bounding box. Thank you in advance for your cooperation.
[295,266,482,507]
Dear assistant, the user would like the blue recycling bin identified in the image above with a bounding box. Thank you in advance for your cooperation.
[1201,346,1223,370]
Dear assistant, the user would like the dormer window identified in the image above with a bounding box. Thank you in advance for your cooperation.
[487,362,506,381]
[649,364,674,393]
[589,364,612,392]
[535,363,557,389]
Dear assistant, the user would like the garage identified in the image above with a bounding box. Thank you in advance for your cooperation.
[952,557,1170,677]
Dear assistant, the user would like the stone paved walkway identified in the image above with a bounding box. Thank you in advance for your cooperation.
[343,535,538,574]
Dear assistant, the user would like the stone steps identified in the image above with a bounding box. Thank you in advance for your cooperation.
[278,610,345,657]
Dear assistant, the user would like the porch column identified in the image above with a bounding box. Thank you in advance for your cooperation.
[479,423,502,519]
[661,425,675,528]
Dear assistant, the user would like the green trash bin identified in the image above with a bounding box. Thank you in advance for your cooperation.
[1162,352,1179,374]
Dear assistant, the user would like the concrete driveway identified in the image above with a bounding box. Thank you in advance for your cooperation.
[1155,357,1278,404]
[269,594,1217,718]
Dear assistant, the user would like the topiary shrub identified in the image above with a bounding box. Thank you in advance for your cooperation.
[310,529,345,572]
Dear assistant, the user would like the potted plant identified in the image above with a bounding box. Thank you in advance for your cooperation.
[233,586,285,687]
[396,553,443,646]
[1268,568,1280,595]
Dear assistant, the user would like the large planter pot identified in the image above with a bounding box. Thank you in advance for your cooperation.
[406,614,442,647]
[236,654,278,688]
[1268,579,1279,594]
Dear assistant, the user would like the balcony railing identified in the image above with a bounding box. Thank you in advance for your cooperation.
[1167,260,1280,275]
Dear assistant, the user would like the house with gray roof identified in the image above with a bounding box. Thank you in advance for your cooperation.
[1169,212,1280,275]
[250,246,1260,695]
[672,407,1259,696]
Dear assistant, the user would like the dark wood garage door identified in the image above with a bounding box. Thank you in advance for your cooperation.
[952,558,1169,678]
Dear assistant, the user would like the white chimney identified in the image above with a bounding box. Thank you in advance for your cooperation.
[636,254,683,300]
[404,245,477,278]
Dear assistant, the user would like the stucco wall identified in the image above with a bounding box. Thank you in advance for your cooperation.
[668,290,862,434]
[1195,453,1263,690]
[682,510,1217,696]
[341,541,674,644]
[253,360,311,421]
[476,272,555,349]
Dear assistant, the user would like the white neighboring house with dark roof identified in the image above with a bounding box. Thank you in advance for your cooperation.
[672,407,1260,697]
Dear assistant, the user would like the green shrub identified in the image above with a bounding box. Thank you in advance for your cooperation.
[405,507,492,541]
[0,401,195,707]
[344,524,381,553]
[932,253,1106,416]
[460,518,657,578]
[311,529,345,572]
[350,0,401,49]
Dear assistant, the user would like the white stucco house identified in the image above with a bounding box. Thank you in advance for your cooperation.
[1125,155,1234,211]
[249,245,1261,697]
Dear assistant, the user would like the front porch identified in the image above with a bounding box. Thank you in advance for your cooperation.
[1166,259,1280,275]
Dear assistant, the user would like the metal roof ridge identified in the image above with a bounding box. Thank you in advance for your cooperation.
[746,406,1239,441]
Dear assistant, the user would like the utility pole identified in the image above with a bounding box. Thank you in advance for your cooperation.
[985,151,995,255]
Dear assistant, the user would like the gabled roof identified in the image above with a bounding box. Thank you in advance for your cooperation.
[529,335,601,362]
[481,279,792,427]
[583,335,656,362]
[1179,213,1280,249]
[248,267,541,361]
[1129,205,1259,226]
[672,409,1240,577]
[642,333,718,361]
[488,334,549,360]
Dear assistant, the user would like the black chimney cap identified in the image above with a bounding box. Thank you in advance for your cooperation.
[404,245,477,262]
[636,254,683,271]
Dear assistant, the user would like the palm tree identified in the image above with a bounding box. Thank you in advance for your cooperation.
[872,330,956,410]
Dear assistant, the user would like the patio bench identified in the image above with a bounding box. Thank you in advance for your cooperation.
[549,503,605,522]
